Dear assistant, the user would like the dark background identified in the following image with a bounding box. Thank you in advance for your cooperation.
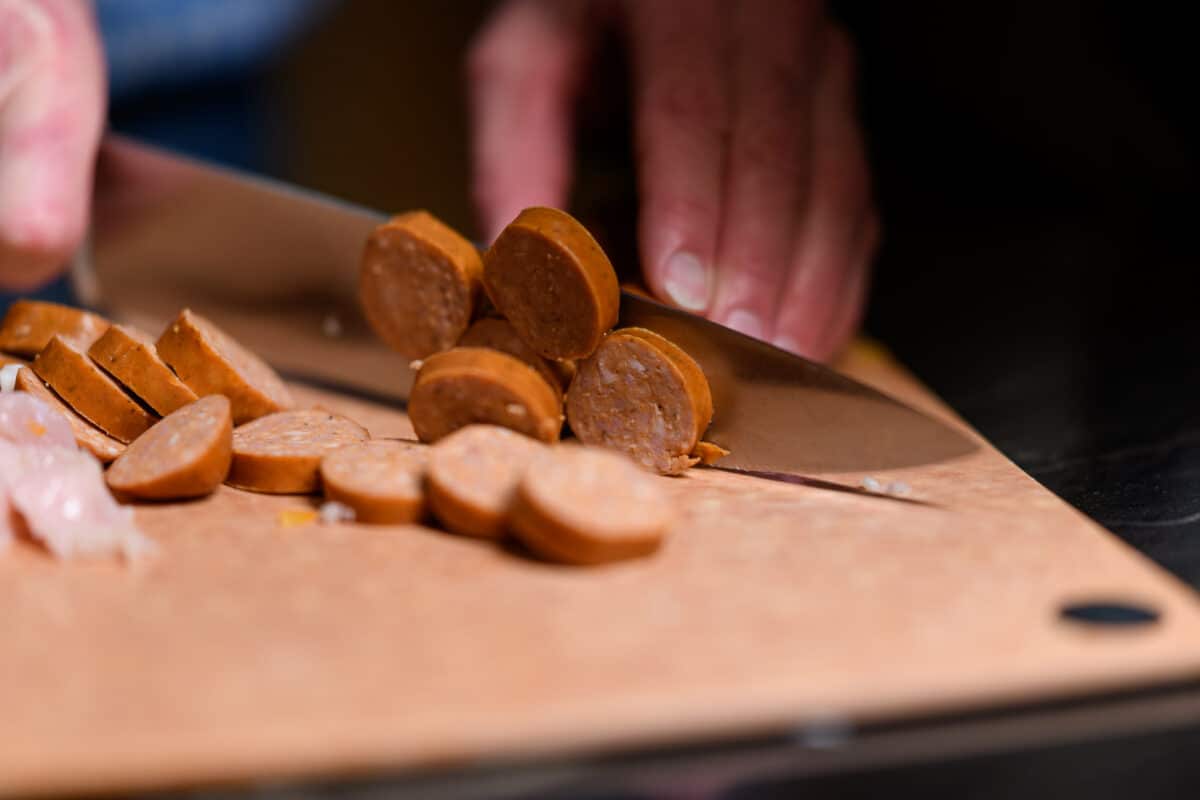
[103,2,1200,796]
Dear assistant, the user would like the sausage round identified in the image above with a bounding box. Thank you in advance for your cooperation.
[408,347,562,444]
[320,440,427,524]
[360,210,483,360]
[32,335,156,443]
[482,207,619,360]
[89,324,199,415]
[0,300,110,357]
[14,366,125,462]
[566,327,714,475]
[457,316,569,393]
[228,409,369,494]
[426,424,546,538]
[156,308,293,424]
[509,445,673,565]
[106,395,233,499]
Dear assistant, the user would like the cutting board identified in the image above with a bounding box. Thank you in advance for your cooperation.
[3,340,1200,798]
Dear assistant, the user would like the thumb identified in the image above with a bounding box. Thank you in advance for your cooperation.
[0,0,106,290]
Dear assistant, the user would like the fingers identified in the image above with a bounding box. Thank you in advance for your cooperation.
[707,0,823,339]
[627,0,729,313]
[467,0,590,242]
[0,0,106,290]
[770,23,876,360]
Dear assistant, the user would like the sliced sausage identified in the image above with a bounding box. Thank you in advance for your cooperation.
[229,409,369,494]
[0,300,110,357]
[14,367,125,462]
[566,327,714,475]
[89,324,199,415]
[482,207,619,360]
[360,210,483,360]
[510,445,673,565]
[427,424,546,538]
[408,347,562,444]
[457,316,569,393]
[156,308,293,424]
[320,440,427,524]
[106,396,233,499]
[32,335,156,443]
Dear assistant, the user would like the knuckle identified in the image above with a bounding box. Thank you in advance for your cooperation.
[644,73,728,130]
[734,117,805,176]
[643,193,719,231]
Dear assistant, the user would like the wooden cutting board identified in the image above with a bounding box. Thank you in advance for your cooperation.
[3,341,1199,798]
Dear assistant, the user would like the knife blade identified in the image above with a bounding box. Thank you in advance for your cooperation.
[83,135,975,473]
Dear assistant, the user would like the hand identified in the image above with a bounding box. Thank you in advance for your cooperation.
[0,0,105,290]
[467,0,877,361]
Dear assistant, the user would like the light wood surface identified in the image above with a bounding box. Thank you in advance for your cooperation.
[2,342,1199,798]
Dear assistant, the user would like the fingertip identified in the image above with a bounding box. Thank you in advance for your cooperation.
[651,250,712,312]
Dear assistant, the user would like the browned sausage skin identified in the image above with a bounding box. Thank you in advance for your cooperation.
[229,409,369,494]
[360,210,483,360]
[106,396,233,499]
[509,445,673,565]
[482,207,619,361]
[566,327,713,475]
[89,325,199,416]
[14,366,125,462]
[320,440,427,524]
[32,335,156,443]
[0,300,110,357]
[457,316,568,394]
[157,309,292,425]
[426,424,545,538]
[408,347,563,444]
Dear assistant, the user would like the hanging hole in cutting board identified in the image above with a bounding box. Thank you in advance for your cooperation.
[1059,600,1161,628]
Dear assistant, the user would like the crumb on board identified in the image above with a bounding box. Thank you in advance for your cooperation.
[861,476,912,497]
[319,501,356,524]
[278,509,319,528]
[409,359,424,372]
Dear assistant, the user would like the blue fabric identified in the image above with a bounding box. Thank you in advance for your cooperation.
[3,1,330,310]
[96,0,332,100]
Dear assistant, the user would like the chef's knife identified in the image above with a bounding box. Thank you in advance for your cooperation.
[81,135,975,473]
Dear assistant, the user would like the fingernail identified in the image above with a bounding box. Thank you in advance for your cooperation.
[724,309,764,340]
[661,251,710,311]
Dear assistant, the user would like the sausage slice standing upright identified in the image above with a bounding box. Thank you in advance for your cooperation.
[32,336,156,443]
[360,210,483,360]
[408,347,562,444]
[482,207,619,360]
[510,445,674,565]
[156,308,292,424]
[106,396,233,499]
[426,424,545,538]
[14,367,125,462]
[566,327,714,475]
[89,324,198,415]
[229,409,369,494]
[0,300,109,357]
[320,440,427,524]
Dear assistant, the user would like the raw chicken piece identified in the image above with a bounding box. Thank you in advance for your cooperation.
[0,443,154,561]
[0,392,77,449]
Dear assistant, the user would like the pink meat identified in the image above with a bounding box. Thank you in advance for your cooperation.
[0,443,154,561]
[0,392,76,448]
